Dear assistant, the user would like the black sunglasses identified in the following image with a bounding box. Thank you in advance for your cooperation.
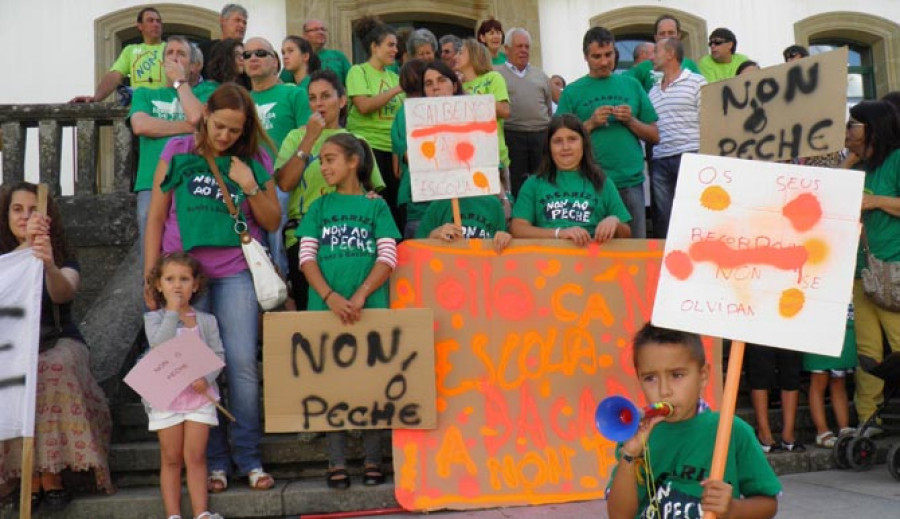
[708,39,729,47]
[242,49,274,59]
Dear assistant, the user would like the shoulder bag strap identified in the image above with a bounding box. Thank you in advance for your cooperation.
[204,154,251,243]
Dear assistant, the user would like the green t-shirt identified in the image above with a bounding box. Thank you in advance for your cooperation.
[296,193,401,310]
[610,411,782,519]
[318,48,352,86]
[128,87,187,192]
[392,104,431,222]
[250,83,311,156]
[416,196,507,239]
[111,42,166,89]
[193,80,219,103]
[463,71,510,168]
[697,53,750,83]
[624,58,700,92]
[512,171,632,232]
[857,149,900,276]
[160,154,271,251]
[274,127,386,248]
[492,51,507,66]
[555,74,658,188]
[277,72,312,93]
[346,63,403,151]
[803,304,857,371]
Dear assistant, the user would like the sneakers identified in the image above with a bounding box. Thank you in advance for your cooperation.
[757,436,782,453]
[780,439,807,453]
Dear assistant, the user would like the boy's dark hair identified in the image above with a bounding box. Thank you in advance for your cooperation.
[582,26,615,55]
[632,323,706,368]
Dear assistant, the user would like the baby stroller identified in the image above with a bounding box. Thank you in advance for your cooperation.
[833,351,900,479]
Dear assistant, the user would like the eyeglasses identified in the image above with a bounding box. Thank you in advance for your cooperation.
[242,49,274,59]
[708,39,728,47]
[305,27,328,33]
[846,121,864,130]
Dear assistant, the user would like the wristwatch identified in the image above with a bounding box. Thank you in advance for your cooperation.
[173,79,187,90]
[296,150,311,163]
[245,185,260,197]
[621,452,643,463]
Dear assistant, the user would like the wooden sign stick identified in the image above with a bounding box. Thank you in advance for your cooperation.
[203,392,236,423]
[19,184,49,518]
[451,198,462,227]
[702,339,745,519]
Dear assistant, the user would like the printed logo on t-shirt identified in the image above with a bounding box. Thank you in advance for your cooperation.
[379,79,401,120]
[539,193,594,223]
[257,102,277,130]
[151,99,185,121]
[461,212,497,238]
[132,47,163,86]
[642,482,702,519]
[320,215,376,257]
[187,174,242,205]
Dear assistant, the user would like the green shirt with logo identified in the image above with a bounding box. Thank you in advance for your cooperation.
[129,87,187,191]
[250,83,311,156]
[512,171,632,232]
[346,62,403,151]
[112,43,166,89]
[416,196,507,239]
[296,193,401,310]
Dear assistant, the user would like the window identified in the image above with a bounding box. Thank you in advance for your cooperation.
[810,41,875,105]
[614,36,654,73]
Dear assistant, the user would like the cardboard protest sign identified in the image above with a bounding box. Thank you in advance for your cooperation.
[0,249,43,441]
[263,309,436,432]
[653,153,863,355]
[124,333,225,410]
[390,239,722,511]
[700,47,848,161]
[405,95,501,202]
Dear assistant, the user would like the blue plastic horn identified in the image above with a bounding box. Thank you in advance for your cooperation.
[595,396,673,442]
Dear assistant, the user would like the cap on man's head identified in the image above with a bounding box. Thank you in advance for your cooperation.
[783,45,810,61]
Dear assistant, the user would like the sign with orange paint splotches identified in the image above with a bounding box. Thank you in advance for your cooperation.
[653,153,863,356]
[405,95,501,202]
[390,239,722,511]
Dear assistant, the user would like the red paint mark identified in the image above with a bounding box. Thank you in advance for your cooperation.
[689,239,808,281]
[538,307,550,317]
[587,242,601,256]
[504,260,517,271]
[456,141,475,162]
[601,334,611,343]
[436,277,466,310]
[457,412,469,424]
[782,192,822,232]
[410,120,498,138]
[575,262,584,273]
[457,475,480,497]
[455,258,469,269]
[493,277,534,321]
[664,250,693,280]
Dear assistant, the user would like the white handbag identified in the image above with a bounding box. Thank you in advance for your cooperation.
[206,155,287,311]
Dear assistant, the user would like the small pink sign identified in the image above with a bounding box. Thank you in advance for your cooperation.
[124,333,224,410]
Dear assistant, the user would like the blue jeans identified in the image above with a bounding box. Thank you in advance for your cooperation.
[649,154,686,239]
[136,190,152,263]
[194,270,263,475]
[617,184,646,239]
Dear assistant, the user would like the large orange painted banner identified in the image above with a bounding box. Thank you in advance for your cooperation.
[390,239,722,511]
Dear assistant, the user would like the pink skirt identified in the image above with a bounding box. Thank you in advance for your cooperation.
[0,338,114,494]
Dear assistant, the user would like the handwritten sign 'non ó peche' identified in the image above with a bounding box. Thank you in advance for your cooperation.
[700,47,848,161]
[263,309,436,432]
[653,153,863,355]
[405,95,501,202]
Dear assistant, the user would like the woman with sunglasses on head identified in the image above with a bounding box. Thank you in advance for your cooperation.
[274,69,387,308]
[144,83,282,494]
[345,15,405,229]
[844,100,900,436]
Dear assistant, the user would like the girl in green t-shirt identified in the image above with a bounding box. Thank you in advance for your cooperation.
[297,133,401,489]
[279,35,320,86]
[510,114,632,245]
[346,15,405,228]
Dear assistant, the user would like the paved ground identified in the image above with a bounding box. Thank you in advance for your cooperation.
[348,467,900,519]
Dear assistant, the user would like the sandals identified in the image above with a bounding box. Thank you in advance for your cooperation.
[247,468,275,491]
[326,468,351,490]
[816,431,837,448]
[363,466,386,486]
[207,470,228,494]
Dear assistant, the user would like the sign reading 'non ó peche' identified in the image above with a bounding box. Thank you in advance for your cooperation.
[700,47,848,161]
[405,95,501,202]
[263,309,436,432]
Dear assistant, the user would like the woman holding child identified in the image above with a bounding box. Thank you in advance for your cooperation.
[143,82,281,493]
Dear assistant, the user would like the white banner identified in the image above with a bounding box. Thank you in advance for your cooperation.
[653,153,863,355]
[0,249,44,441]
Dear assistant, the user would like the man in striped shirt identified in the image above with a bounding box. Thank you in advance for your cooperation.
[648,38,707,238]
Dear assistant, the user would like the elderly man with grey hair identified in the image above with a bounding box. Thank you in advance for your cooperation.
[495,27,552,196]
[200,4,248,77]
[303,18,352,84]
[440,34,462,68]
[632,42,655,66]
[127,35,204,258]
[407,28,439,61]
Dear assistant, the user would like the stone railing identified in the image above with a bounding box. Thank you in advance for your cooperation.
[0,103,142,398]
[0,103,132,195]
